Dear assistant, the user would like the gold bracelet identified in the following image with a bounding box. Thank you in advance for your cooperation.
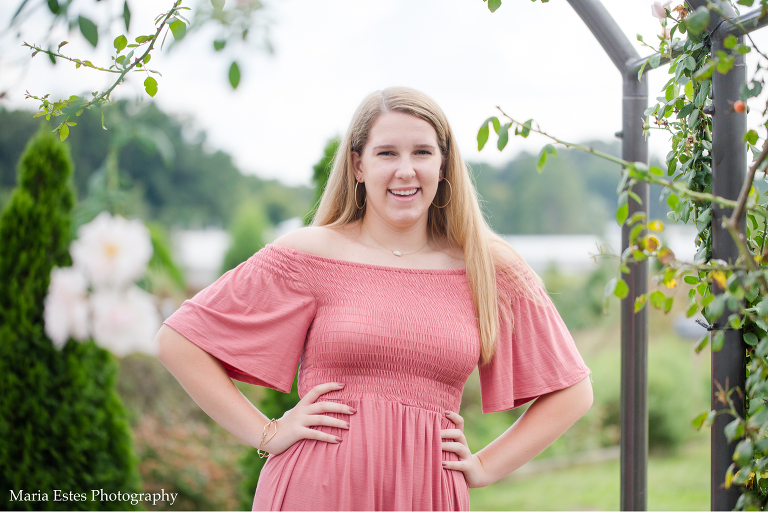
[257,418,278,459]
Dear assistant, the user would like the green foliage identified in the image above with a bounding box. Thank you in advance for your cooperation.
[221,202,270,274]
[0,130,142,510]
[0,105,313,229]
[471,142,622,235]
[304,138,339,225]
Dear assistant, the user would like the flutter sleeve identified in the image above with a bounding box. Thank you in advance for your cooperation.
[479,263,592,413]
[163,246,316,393]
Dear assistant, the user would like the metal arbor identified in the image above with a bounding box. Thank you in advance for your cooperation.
[565,0,767,509]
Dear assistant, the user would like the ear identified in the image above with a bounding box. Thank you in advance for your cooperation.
[351,151,363,181]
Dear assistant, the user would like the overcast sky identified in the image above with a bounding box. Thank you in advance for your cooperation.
[3,0,768,187]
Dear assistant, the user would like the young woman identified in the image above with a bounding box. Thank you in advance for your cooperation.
[156,86,593,511]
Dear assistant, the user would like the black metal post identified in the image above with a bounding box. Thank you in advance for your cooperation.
[566,1,649,509]
[708,6,748,511]
[620,72,650,512]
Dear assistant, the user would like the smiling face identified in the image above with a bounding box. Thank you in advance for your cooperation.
[351,111,443,230]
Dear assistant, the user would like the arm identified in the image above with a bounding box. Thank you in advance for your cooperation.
[442,374,593,488]
[156,324,271,449]
[156,324,355,454]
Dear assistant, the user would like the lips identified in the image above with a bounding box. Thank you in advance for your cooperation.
[388,188,419,197]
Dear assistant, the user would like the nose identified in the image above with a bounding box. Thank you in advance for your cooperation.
[394,156,416,180]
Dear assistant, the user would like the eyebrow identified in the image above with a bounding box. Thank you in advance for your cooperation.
[372,144,437,151]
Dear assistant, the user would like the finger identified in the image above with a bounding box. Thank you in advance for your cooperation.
[441,441,471,458]
[442,460,465,471]
[305,401,357,415]
[440,429,467,443]
[445,410,464,431]
[303,427,343,444]
[303,413,350,430]
[300,382,345,404]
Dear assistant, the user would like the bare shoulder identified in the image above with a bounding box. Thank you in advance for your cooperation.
[271,226,352,258]
[431,237,466,269]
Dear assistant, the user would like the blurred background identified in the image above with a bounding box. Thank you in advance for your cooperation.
[0,0,748,509]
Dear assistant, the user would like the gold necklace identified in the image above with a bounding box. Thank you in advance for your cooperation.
[362,224,429,257]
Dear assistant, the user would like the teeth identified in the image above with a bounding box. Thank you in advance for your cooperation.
[390,189,418,196]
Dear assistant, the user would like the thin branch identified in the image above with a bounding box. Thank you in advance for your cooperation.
[730,136,768,226]
[21,43,122,73]
[495,106,768,219]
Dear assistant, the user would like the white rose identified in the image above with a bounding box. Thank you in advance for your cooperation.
[651,1,672,20]
[44,266,90,349]
[70,211,153,288]
[91,286,161,357]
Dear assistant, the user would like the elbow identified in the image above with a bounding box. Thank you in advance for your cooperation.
[156,324,185,366]
[579,377,594,416]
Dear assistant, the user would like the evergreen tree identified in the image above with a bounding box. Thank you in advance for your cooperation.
[0,130,142,510]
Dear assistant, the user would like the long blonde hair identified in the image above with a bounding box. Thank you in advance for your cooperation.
[311,87,545,366]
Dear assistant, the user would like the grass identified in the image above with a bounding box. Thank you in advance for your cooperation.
[469,436,710,511]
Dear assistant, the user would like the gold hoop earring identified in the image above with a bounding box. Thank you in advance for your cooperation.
[431,178,452,209]
[354,180,366,210]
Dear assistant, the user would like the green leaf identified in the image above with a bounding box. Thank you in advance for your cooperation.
[143,54,151,65]
[59,123,69,141]
[684,275,699,285]
[685,6,710,36]
[135,35,153,43]
[712,330,725,352]
[229,61,241,89]
[649,54,661,69]
[477,121,490,151]
[734,439,754,467]
[686,303,699,317]
[214,39,226,51]
[745,129,759,145]
[694,79,710,108]
[724,34,738,49]
[536,144,557,172]
[123,1,131,31]
[694,334,709,353]
[519,119,532,138]
[614,279,629,299]
[113,34,127,53]
[497,123,510,151]
[170,20,187,41]
[741,80,762,100]
[144,76,158,97]
[692,410,715,429]
[635,294,647,313]
[667,193,679,210]
[737,0,755,5]
[744,332,759,346]
[78,16,98,48]
[616,203,628,226]
[663,296,674,313]
[487,0,501,12]
[684,80,694,100]
[650,290,666,309]
[684,55,696,70]
[47,0,59,15]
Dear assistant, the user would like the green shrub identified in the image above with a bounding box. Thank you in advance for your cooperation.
[0,130,142,510]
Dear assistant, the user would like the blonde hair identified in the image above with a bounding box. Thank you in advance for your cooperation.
[311,87,545,366]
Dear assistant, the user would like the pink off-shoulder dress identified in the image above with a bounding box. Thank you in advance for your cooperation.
[163,243,591,511]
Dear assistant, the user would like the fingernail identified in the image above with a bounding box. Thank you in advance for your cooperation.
[442,462,447,467]
[345,422,350,428]
[445,411,451,416]
[337,383,346,387]
[335,436,343,442]
[349,407,357,413]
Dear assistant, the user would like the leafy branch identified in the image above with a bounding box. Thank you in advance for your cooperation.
[23,0,186,141]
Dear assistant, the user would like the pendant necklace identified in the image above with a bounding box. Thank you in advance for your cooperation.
[362,224,429,257]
